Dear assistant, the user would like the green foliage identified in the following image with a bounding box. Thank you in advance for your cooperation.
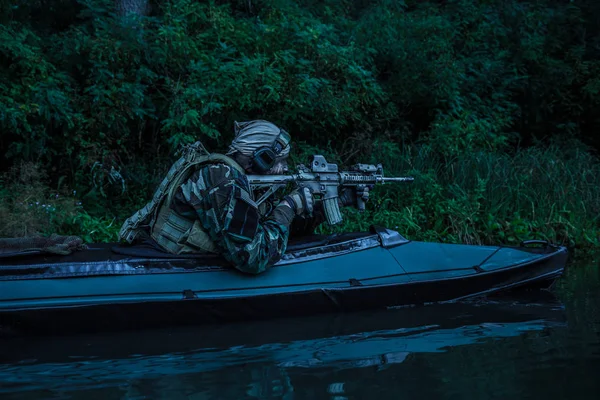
[3,0,600,165]
[0,162,119,242]
[1,0,599,254]
[319,141,600,252]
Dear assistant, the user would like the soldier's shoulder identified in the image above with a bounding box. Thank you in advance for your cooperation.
[201,161,244,174]
[196,161,245,184]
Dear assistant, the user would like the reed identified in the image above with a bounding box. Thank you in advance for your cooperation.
[323,141,600,253]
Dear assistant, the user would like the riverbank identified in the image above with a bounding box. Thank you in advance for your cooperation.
[321,141,600,254]
[1,142,597,256]
[1,1,599,256]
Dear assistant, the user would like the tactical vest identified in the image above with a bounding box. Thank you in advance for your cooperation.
[118,141,246,254]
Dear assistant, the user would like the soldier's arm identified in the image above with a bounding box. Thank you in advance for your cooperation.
[172,163,296,274]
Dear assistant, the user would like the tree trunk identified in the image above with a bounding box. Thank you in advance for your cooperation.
[115,0,149,17]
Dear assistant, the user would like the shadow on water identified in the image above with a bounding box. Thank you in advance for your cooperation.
[0,259,598,400]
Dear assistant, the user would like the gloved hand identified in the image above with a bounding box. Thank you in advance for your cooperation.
[284,187,314,217]
[339,186,370,208]
[339,187,356,207]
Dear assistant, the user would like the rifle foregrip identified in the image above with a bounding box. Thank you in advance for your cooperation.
[323,197,343,225]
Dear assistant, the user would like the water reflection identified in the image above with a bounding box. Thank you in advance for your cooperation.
[0,260,598,400]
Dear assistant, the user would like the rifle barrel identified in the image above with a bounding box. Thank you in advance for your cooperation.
[381,177,414,183]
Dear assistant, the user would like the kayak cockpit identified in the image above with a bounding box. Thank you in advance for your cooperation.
[0,227,411,280]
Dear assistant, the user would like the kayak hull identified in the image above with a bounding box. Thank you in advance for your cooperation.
[0,227,568,335]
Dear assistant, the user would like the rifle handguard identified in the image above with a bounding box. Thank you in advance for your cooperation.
[323,197,343,225]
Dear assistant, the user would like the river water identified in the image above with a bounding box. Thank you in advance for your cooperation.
[0,259,599,400]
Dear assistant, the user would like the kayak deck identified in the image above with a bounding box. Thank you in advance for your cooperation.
[0,228,567,335]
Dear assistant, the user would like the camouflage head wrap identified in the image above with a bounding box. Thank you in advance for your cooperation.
[226,120,291,157]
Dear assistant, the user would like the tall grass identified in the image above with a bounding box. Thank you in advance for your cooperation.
[322,141,600,252]
[0,162,119,242]
[2,144,598,254]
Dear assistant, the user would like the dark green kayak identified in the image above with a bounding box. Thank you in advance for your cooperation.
[0,226,567,335]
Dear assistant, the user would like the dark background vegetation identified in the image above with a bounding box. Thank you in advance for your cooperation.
[0,0,598,252]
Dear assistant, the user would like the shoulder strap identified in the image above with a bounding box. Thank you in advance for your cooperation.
[119,142,245,244]
[164,153,246,208]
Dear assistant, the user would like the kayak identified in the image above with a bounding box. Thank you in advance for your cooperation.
[0,226,567,335]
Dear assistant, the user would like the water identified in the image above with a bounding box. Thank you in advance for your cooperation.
[1,260,599,400]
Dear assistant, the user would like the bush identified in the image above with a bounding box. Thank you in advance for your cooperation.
[318,141,600,251]
[0,162,119,242]
[0,0,599,253]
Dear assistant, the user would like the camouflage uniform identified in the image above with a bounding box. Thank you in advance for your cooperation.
[121,120,322,275]
[154,161,296,275]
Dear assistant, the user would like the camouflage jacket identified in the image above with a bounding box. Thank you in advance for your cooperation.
[168,162,296,275]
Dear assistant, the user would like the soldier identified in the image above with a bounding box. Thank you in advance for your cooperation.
[119,120,315,275]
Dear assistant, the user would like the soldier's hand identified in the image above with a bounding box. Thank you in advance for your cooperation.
[284,187,314,217]
[339,186,370,208]
[339,187,357,207]
[358,186,370,203]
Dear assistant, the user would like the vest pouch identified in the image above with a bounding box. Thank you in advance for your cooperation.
[178,220,218,254]
[151,206,194,254]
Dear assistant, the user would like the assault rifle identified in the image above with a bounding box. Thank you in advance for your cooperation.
[247,155,414,225]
